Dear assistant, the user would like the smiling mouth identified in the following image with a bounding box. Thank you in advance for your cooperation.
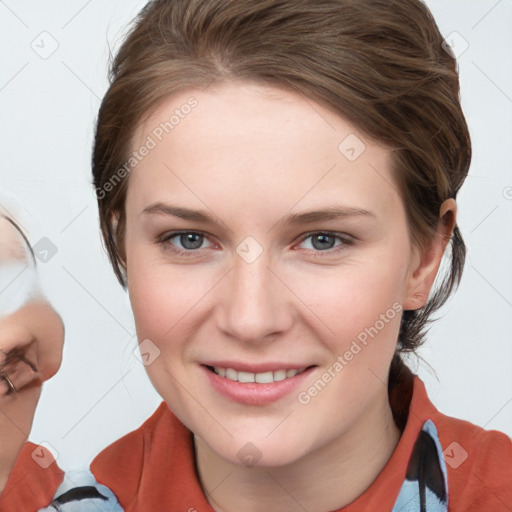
[205,365,314,383]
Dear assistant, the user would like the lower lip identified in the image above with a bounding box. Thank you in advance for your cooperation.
[202,365,315,405]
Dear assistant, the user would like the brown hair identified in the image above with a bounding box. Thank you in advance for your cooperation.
[91,0,471,386]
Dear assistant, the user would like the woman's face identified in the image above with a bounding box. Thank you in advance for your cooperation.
[124,81,425,467]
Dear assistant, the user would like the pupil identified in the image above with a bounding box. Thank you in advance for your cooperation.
[181,233,202,250]
[312,234,334,250]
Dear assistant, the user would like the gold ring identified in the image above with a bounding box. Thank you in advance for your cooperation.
[1,370,17,394]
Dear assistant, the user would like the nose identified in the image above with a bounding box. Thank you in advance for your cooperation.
[217,250,293,344]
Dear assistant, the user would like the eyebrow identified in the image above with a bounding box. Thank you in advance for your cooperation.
[141,202,375,227]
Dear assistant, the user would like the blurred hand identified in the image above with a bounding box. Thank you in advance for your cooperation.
[0,299,64,397]
[0,214,65,492]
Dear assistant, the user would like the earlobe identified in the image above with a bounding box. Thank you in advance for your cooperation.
[403,199,457,311]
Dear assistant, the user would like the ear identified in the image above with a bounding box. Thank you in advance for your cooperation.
[403,199,457,311]
[110,212,127,270]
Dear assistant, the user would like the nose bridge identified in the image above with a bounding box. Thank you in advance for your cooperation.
[219,248,290,342]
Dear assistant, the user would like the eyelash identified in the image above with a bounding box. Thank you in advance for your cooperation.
[156,230,354,259]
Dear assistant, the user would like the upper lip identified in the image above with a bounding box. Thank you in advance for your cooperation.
[202,361,315,373]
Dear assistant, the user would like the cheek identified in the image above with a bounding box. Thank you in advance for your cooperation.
[127,248,181,341]
[289,247,409,374]
[300,258,406,331]
[127,254,215,356]
[129,270,183,342]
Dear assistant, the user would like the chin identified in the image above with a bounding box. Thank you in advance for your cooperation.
[210,430,312,470]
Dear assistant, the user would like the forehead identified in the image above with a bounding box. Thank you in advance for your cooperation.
[127,81,400,219]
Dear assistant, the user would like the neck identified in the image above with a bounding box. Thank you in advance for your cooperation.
[194,389,401,512]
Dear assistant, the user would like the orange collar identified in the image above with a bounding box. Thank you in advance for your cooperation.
[90,369,439,511]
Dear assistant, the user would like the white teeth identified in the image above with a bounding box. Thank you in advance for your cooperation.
[226,368,237,381]
[255,371,274,384]
[212,366,306,383]
[237,371,255,383]
[273,369,287,381]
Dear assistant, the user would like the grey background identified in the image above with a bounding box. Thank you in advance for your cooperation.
[0,0,511,470]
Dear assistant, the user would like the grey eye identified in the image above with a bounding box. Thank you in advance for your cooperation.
[178,233,204,250]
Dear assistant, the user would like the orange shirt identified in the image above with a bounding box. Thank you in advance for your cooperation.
[1,368,511,511]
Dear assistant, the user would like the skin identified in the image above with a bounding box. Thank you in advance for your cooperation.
[124,81,455,511]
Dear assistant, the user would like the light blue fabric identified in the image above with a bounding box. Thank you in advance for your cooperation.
[37,469,123,512]
[391,419,449,512]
